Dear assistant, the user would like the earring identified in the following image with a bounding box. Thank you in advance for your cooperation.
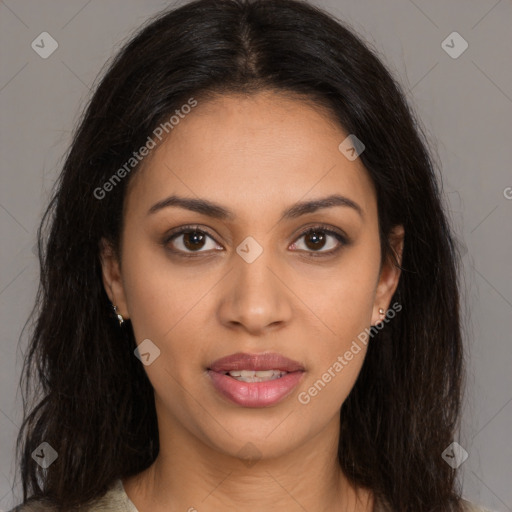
[370,307,386,328]
[112,304,124,326]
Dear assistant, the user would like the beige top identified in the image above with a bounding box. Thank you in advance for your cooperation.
[8,478,494,511]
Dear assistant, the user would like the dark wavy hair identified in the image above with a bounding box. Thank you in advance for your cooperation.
[13,0,464,510]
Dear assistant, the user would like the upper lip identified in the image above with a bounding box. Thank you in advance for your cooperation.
[208,352,305,373]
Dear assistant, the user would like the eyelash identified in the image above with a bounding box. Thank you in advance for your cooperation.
[162,223,349,259]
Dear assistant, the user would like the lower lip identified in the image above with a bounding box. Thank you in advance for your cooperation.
[207,370,304,408]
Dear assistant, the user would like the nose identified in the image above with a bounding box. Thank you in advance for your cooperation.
[217,250,293,335]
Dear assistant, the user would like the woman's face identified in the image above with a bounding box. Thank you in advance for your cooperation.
[101,90,403,461]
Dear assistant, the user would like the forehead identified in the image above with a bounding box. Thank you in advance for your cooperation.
[125,91,377,222]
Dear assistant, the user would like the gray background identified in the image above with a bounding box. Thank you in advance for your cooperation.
[0,0,511,510]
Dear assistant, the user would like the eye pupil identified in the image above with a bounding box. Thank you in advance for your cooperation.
[183,231,206,251]
[305,230,326,250]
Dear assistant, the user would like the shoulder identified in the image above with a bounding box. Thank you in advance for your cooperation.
[7,479,138,512]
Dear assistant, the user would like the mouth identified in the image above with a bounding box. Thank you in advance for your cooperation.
[208,351,305,373]
[218,369,289,383]
[207,352,305,407]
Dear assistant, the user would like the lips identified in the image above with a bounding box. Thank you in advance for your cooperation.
[208,352,305,373]
[207,352,305,408]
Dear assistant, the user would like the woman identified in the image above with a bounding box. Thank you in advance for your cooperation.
[9,0,491,510]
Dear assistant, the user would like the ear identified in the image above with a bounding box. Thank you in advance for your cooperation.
[371,225,404,325]
[99,237,130,319]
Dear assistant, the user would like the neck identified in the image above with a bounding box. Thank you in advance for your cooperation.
[123,409,373,512]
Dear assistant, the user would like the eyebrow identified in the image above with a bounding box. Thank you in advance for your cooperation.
[147,193,364,221]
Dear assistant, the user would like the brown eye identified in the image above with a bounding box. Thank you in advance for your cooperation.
[182,230,207,251]
[290,226,348,256]
[303,230,327,250]
[164,225,221,255]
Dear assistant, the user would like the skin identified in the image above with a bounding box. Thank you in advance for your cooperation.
[101,90,404,512]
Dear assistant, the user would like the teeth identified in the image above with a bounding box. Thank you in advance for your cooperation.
[225,369,288,382]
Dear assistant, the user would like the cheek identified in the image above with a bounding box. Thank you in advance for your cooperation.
[305,243,380,342]
[296,243,380,406]
[120,244,204,405]
[120,239,217,372]
[121,236,195,335]
[297,287,372,415]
